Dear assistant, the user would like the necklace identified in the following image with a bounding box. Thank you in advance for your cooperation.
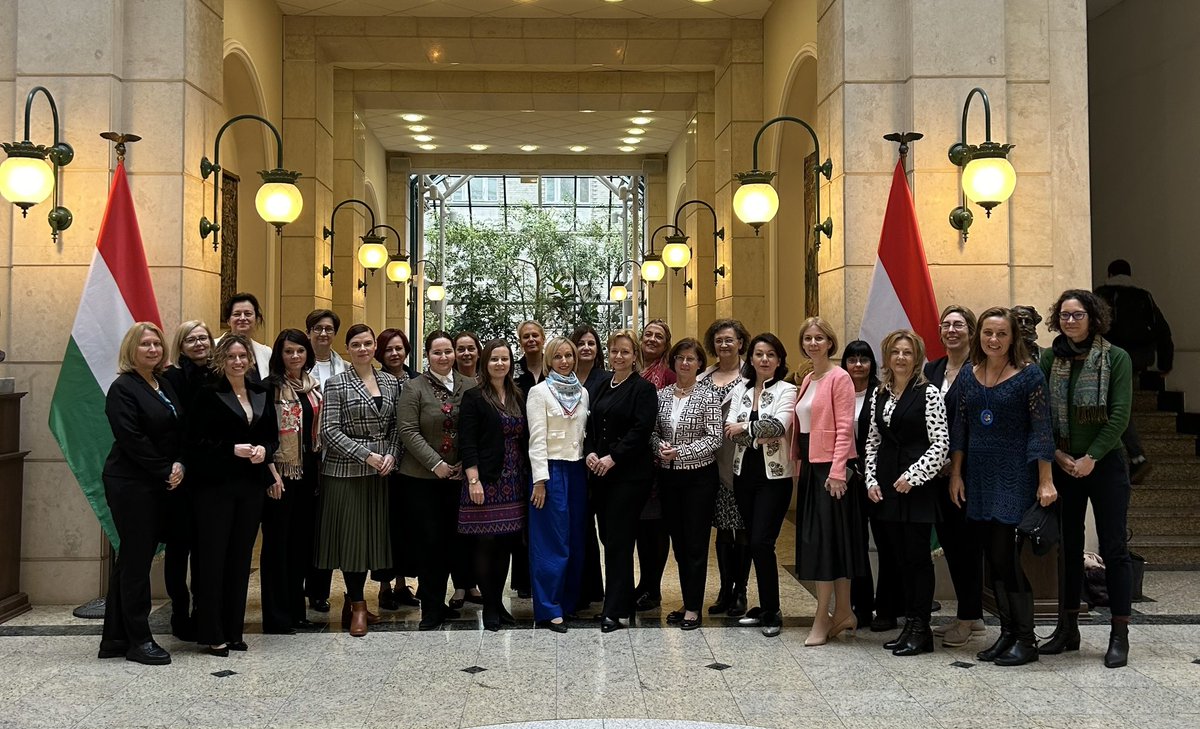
[610,373,631,389]
[675,382,696,397]
[979,363,1008,427]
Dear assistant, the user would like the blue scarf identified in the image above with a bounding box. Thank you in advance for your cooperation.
[546,371,583,416]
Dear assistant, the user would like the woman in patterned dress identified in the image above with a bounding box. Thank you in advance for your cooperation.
[459,340,529,631]
[698,319,751,617]
[864,330,950,656]
[950,307,1056,666]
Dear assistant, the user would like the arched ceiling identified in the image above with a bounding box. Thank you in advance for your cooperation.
[277,0,774,20]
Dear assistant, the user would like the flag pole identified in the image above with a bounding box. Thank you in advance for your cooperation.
[70,132,144,620]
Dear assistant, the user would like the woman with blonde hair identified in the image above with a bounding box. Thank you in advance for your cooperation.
[98,322,183,665]
[864,330,949,656]
[586,330,657,632]
[160,319,212,640]
[526,336,590,632]
[791,317,868,645]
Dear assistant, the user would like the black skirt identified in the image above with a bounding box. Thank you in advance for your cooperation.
[795,433,871,581]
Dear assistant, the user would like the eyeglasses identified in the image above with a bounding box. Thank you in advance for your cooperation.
[939,322,968,331]
[714,338,738,347]
[183,335,210,345]
[844,357,871,366]
[674,356,699,365]
[1058,311,1088,322]
[310,326,335,334]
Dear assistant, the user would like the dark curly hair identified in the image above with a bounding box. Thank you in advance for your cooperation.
[1046,289,1111,337]
[703,318,750,357]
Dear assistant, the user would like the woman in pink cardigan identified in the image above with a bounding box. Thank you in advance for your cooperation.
[793,317,871,646]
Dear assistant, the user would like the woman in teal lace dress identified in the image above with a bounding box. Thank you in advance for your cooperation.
[949,307,1056,668]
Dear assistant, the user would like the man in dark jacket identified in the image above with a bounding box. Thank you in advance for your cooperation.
[1095,259,1174,483]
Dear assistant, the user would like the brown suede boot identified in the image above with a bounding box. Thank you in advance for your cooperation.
[349,601,369,637]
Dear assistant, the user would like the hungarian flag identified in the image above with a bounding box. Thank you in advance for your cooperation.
[48,162,161,551]
[859,159,945,362]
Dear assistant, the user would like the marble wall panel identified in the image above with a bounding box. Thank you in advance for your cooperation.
[928,263,1011,317]
[1005,0,1050,82]
[1008,173,1052,268]
[841,172,894,267]
[184,0,222,100]
[816,0,843,103]
[11,169,113,266]
[910,0,1006,78]
[908,77,1007,175]
[126,173,185,269]
[841,82,910,175]
[911,169,1010,266]
[0,0,14,80]
[15,0,117,76]
[122,82,186,175]
[20,555,105,605]
[122,0,187,80]
[842,0,908,82]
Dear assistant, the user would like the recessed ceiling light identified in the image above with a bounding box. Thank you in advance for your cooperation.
[408,125,428,132]
[581,109,596,113]
[468,144,489,151]
[413,135,433,142]
[626,128,646,135]
[631,117,652,125]
[619,146,637,152]
[637,109,655,113]
[604,0,624,3]
[400,113,424,122]
[419,144,437,151]
[569,145,588,152]
[520,144,539,152]
[621,137,640,144]
[691,0,714,3]
[521,109,535,113]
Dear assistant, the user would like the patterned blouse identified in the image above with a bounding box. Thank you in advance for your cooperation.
[865,381,950,489]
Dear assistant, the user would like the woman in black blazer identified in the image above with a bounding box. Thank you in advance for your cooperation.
[159,319,213,641]
[651,338,723,630]
[865,330,950,656]
[187,333,278,656]
[459,340,529,631]
[99,322,184,666]
[585,330,658,633]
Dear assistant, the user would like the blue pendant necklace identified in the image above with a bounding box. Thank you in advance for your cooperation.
[980,363,1008,427]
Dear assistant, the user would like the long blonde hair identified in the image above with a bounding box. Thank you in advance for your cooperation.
[878,329,929,392]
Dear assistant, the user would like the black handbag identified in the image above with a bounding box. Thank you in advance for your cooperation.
[1016,502,1059,556]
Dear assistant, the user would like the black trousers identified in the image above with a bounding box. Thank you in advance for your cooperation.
[634,518,671,599]
[870,517,904,619]
[578,490,605,605]
[162,486,194,624]
[659,464,718,612]
[101,477,167,645]
[977,520,1031,594]
[846,469,875,620]
[193,483,264,646]
[260,473,317,631]
[407,475,461,615]
[935,478,984,621]
[510,533,532,593]
[877,520,935,622]
[451,531,476,592]
[1055,451,1134,617]
[596,473,651,620]
[733,472,792,614]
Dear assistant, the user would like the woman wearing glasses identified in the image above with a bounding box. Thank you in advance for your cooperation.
[923,306,987,649]
[1039,291,1134,668]
[651,338,723,630]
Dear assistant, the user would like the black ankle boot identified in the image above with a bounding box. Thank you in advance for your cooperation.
[727,589,748,618]
[977,583,1014,662]
[892,620,934,656]
[994,592,1039,667]
[708,587,732,615]
[1104,620,1129,668]
[1039,609,1081,655]
[884,618,915,650]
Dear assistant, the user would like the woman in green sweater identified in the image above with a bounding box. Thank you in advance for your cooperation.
[1038,289,1133,669]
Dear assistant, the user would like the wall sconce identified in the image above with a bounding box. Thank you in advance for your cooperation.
[357,278,368,292]
[367,224,412,285]
[356,232,389,274]
[643,224,683,284]
[0,86,74,240]
[200,114,303,250]
[413,258,445,301]
[322,198,377,285]
[948,87,1016,239]
[673,199,726,284]
[733,116,833,246]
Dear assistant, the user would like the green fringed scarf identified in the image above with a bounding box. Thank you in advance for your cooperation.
[1050,334,1111,449]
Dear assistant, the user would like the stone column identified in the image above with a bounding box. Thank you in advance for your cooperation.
[819,0,1090,345]
[1,0,222,603]
[385,156,411,334]
[331,73,367,328]
[279,17,334,334]
[683,97,717,338]
[714,20,766,335]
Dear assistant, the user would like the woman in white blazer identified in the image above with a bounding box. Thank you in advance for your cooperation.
[725,332,798,636]
[526,336,591,632]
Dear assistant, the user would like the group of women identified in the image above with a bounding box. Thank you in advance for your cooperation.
[98,288,1135,670]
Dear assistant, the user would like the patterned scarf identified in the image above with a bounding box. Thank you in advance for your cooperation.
[1050,333,1110,448]
[546,371,584,417]
[274,372,321,479]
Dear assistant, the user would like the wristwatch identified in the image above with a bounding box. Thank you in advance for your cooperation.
[469,477,479,485]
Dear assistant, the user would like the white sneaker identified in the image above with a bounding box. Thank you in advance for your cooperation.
[941,619,986,647]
